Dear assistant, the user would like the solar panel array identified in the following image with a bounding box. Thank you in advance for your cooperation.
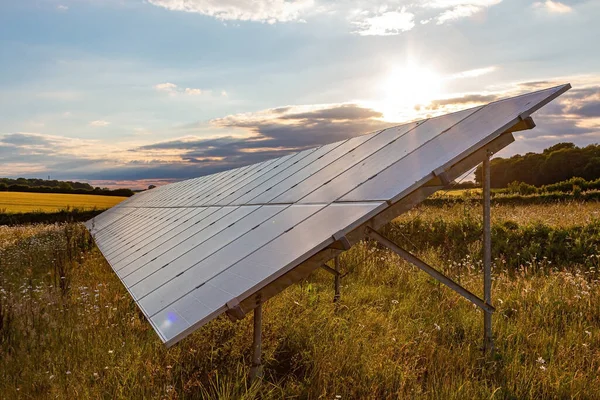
[87,84,570,346]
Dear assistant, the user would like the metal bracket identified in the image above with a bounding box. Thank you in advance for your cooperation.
[432,166,451,186]
[332,230,351,250]
[365,227,495,314]
[225,298,246,321]
[507,115,536,133]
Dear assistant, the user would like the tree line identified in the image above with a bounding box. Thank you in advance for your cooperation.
[0,178,134,197]
[474,142,600,188]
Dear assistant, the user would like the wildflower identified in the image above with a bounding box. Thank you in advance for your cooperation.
[434,323,441,331]
[336,396,342,399]
[93,372,99,378]
[66,371,71,375]
[108,350,114,354]
[49,375,55,380]
[391,299,399,304]
[585,331,592,337]
[536,357,545,364]
[540,365,547,371]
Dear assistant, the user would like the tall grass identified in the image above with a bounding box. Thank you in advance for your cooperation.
[0,207,599,398]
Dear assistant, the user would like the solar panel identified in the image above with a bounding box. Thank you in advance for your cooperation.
[87,84,570,346]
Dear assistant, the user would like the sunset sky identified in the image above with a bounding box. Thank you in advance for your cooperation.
[1,0,599,188]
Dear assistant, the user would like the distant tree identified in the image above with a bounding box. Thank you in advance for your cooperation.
[0,178,134,197]
[475,143,600,188]
[59,181,73,191]
[148,185,157,190]
[543,142,576,154]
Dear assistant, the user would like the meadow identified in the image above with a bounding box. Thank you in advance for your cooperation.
[0,192,127,213]
[0,201,599,399]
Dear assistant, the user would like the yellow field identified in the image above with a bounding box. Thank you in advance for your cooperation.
[432,188,482,197]
[0,192,127,213]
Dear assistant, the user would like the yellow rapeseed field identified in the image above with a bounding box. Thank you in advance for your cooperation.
[0,192,127,213]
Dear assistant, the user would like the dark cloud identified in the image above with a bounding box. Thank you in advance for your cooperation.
[0,132,55,147]
[137,103,393,170]
[426,94,499,110]
[568,100,600,117]
[516,81,555,90]
[523,83,600,142]
[279,104,383,121]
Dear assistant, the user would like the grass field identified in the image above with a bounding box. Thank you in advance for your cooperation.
[0,192,127,213]
[0,202,599,399]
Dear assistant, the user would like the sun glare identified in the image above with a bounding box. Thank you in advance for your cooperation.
[380,63,443,119]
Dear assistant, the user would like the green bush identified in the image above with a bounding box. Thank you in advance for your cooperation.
[507,181,538,195]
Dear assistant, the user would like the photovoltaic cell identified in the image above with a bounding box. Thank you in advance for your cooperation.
[87,84,571,346]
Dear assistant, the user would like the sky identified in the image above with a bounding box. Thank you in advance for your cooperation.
[1,0,599,189]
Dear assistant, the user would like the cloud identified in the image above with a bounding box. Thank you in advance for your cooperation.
[533,1,573,14]
[0,132,107,177]
[0,103,391,183]
[448,66,497,79]
[184,88,203,95]
[569,101,600,118]
[155,82,208,96]
[57,5,69,11]
[90,120,110,127]
[154,82,178,94]
[137,103,392,168]
[425,0,502,24]
[424,93,499,110]
[353,8,415,36]
[146,0,314,23]
[146,0,504,35]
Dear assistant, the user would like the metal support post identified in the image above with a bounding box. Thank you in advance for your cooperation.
[483,152,494,354]
[334,256,341,303]
[249,302,263,381]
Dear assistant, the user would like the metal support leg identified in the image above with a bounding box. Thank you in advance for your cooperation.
[483,153,494,354]
[249,303,263,381]
[334,256,341,303]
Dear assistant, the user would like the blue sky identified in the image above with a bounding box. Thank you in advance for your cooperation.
[1,0,599,188]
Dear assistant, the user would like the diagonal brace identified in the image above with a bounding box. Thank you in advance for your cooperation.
[365,227,495,314]
[320,263,341,276]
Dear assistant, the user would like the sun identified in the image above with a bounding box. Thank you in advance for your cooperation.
[379,63,443,118]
